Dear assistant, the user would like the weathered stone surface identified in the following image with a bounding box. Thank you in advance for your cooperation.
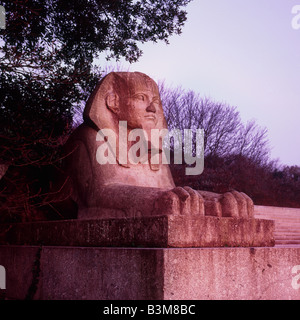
[162,246,300,300]
[0,245,299,300]
[0,215,275,248]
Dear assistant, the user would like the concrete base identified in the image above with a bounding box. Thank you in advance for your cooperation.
[0,216,275,248]
[0,245,299,300]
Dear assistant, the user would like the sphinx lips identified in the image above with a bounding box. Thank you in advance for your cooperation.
[144,115,156,121]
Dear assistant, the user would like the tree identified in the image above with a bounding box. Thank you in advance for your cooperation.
[159,82,270,163]
[270,165,300,207]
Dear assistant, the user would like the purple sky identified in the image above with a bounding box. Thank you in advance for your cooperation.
[98,0,300,167]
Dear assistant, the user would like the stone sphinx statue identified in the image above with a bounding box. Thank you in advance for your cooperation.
[65,72,254,220]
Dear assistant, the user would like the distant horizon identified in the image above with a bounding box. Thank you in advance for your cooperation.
[96,0,300,167]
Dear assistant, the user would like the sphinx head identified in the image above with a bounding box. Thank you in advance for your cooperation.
[83,72,167,132]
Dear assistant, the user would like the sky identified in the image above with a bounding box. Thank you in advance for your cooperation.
[98,0,300,167]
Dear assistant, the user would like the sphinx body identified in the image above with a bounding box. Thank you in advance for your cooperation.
[64,72,254,219]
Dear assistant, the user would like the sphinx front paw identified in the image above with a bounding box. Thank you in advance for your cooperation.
[154,186,205,216]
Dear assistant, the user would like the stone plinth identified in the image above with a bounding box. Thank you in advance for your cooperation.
[0,215,275,248]
[0,245,300,300]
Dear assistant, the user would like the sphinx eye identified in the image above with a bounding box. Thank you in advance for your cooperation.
[134,94,145,101]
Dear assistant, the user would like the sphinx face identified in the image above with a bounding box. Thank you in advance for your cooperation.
[118,81,165,131]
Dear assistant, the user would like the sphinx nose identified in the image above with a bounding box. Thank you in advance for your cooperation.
[146,102,156,113]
